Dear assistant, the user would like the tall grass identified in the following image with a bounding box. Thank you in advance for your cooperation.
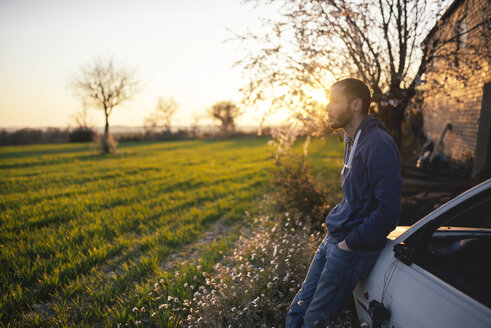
[0,139,271,327]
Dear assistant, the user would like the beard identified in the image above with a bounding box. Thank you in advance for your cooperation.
[328,108,352,130]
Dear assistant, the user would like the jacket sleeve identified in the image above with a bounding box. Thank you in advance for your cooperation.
[344,135,402,250]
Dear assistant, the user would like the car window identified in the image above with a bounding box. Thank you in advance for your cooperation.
[438,192,491,228]
[411,189,491,308]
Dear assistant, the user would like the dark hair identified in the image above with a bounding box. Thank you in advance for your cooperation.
[332,78,371,114]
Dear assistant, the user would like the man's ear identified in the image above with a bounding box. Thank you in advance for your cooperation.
[350,98,363,113]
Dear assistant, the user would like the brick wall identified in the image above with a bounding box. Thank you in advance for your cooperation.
[422,0,490,170]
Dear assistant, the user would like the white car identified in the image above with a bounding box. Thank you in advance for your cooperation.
[353,178,491,328]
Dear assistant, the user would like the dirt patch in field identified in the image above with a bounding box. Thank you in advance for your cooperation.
[160,217,245,271]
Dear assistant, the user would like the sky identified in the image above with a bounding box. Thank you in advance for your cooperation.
[0,0,282,129]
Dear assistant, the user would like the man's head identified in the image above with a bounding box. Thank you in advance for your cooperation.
[325,78,371,130]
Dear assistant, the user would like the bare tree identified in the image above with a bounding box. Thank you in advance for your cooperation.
[208,101,242,134]
[71,57,140,152]
[235,0,487,147]
[190,111,204,138]
[71,101,94,130]
[68,101,96,142]
[144,97,179,132]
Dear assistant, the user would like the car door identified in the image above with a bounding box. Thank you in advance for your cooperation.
[382,254,490,327]
[355,179,491,328]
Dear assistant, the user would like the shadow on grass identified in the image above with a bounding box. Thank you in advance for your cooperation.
[0,144,92,159]
[0,138,272,170]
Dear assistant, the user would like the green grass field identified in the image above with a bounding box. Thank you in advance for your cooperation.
[0,137,344,327]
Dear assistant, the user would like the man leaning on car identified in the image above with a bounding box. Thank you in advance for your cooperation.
[286,78,402,328]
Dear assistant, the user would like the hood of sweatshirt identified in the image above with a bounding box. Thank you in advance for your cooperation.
[347,114,388,143]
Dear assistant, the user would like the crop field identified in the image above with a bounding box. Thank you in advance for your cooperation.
[0,137,344,327]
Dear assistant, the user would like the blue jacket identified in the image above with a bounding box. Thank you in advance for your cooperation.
[325,114,402,250]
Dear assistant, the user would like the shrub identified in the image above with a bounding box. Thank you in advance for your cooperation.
[69,127,95,142]
[270,151,331,229]
[180,215,320,327]
[99,133,118,153]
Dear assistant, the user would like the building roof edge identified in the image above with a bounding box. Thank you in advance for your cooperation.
[423,0,465,45]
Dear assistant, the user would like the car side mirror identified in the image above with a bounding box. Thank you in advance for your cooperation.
[393,242,412,265]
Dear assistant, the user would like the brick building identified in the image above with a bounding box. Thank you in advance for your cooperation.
[422,0,490,177]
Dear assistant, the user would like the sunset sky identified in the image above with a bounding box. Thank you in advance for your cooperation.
[0,0,283,129]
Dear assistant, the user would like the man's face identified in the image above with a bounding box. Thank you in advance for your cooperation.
[325,85,353,130]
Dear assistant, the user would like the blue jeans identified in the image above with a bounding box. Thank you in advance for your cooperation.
[286,234,382,328]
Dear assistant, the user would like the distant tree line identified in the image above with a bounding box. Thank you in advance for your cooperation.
[0,127,97,146]
[117,126,269,142]
[0,126,269,147]
[0,128,68,146]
